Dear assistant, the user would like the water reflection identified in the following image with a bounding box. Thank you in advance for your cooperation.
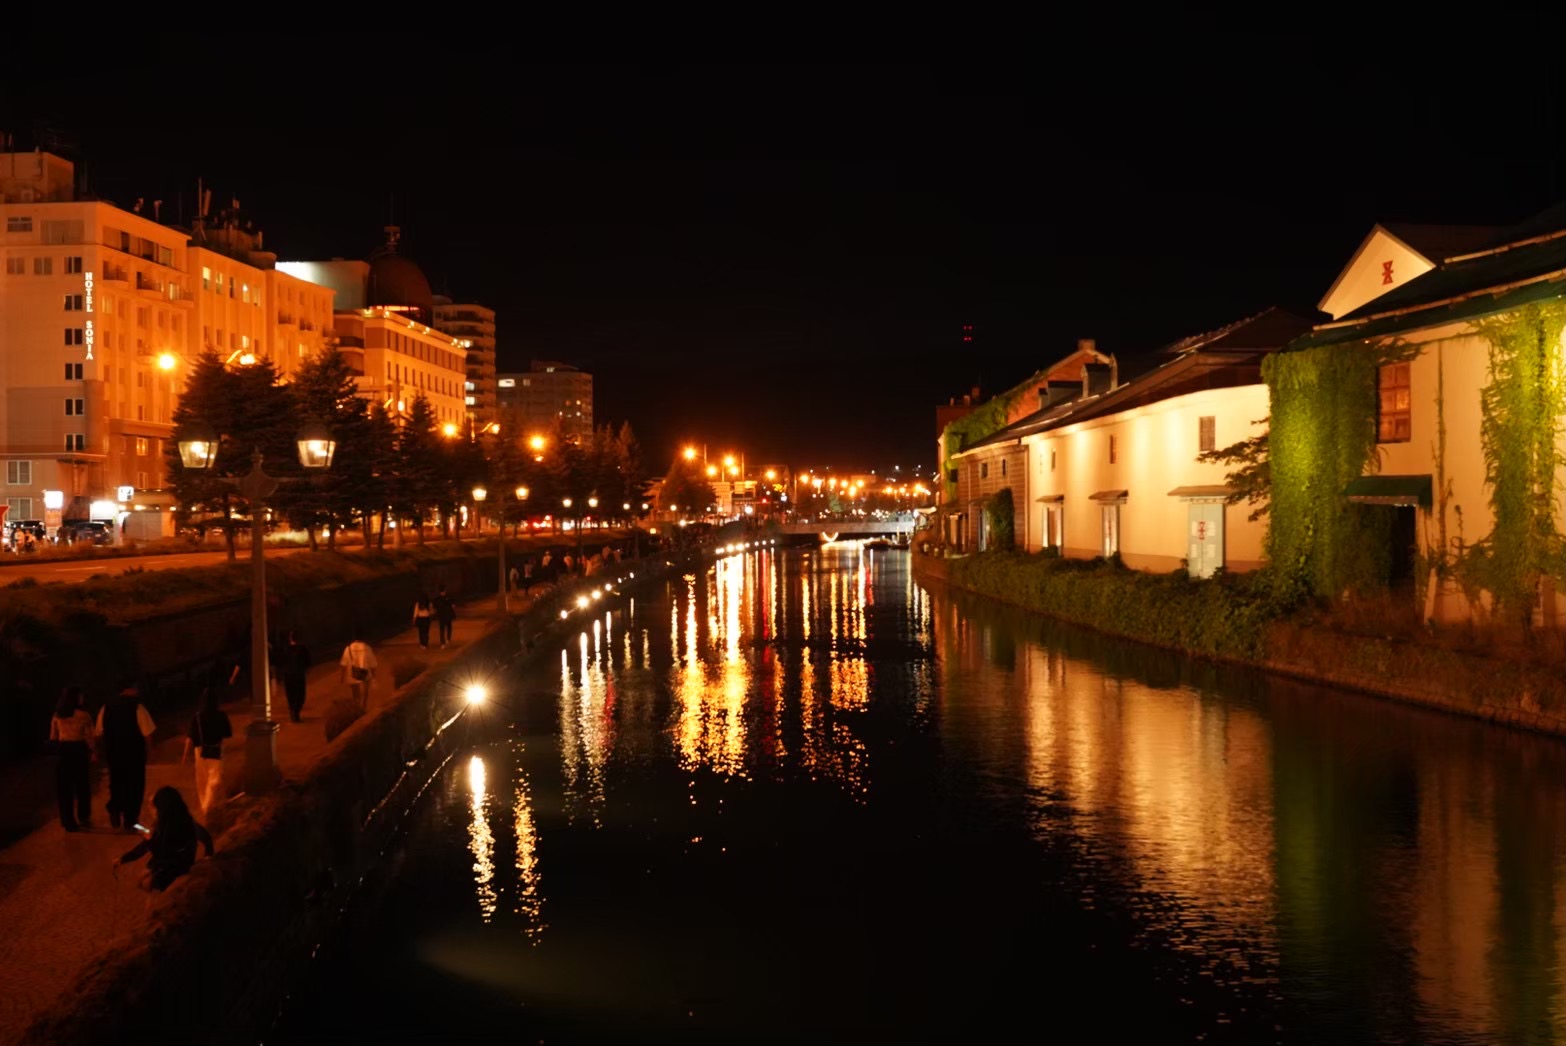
[291,544,1566,1044]
[466,755,497,923]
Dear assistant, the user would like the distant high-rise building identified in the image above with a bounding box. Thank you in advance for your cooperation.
[496,360,592,444]
[432,299,496,425]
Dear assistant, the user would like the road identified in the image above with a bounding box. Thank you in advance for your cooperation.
[0,545,316,587]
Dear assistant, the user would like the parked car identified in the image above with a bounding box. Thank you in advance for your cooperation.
[58,519,114,546]
[4,519,47,551]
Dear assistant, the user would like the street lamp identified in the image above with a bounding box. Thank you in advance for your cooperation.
[177,419,336,794]
[471,485,487,537]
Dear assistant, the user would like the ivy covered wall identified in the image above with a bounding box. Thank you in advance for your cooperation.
[1453,299,1566,625]
[1262,339,1413,600]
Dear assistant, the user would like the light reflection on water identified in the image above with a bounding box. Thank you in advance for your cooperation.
[280,542,1566,1045]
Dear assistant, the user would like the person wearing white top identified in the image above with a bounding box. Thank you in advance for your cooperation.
[339,632,378,710]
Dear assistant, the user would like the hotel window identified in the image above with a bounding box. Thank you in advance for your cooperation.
[241,335,250,349]
[8,497,33,519]
[136,306,149,327]
[1108,434,1118,464]
[119,231,130,252]
[65,256,83,273]
[65,434,85,452]
[242,284,250,303]
[137,405,145,420]
[64,328,83,346]
[229,278,234,298]
[135,437,149,455]
[202,266,210,290]
[136,371,144,388]
[1199,416,1216,453]
[7,461,31,485]
[34,256,53,275]
[1378,363,1412,442]
[64,363,82,380]
[65,398,84,415]
[137,470,148,489]
[64,293,83,311]
[6,216,32,233]
[5,257,22,274]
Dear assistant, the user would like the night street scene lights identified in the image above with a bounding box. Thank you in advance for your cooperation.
[177,418,336,794]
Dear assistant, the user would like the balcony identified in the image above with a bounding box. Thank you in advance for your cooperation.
[277,311,297,327]
[300,318,316,332]
[101,264,130,283]
[135,273,164,297]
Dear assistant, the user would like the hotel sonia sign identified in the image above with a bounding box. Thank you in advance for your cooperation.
[83,269,94,361]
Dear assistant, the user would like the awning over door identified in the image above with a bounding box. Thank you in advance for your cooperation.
[1342,474,1432,507]
[1167,485,1231,499]
[1089,489,1128,501]
[1035,493,1064,503]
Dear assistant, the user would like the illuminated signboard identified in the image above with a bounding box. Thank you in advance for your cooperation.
[83,271,94,360]
[117,486,134,502]
[498,378,516,388]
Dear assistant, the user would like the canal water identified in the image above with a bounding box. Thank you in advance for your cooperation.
[273,544,1566,1045]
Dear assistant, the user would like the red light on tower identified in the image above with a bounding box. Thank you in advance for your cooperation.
[962,323,974,344]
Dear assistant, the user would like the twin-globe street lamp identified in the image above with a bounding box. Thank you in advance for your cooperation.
[177,419,336,794]
[472,484,530,614]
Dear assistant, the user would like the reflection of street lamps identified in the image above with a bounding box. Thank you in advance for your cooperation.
[177,419,335,794]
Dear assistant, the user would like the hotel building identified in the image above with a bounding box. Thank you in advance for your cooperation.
[432,298,497,425]
[0,149,193,532]
[279,235,468,429]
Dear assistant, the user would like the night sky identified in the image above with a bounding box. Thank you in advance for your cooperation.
[6,42,1565,471]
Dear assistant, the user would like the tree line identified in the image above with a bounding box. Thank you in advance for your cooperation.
[167,348,649,555]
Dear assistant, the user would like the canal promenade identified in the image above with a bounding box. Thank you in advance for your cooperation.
[0,581,557,1045]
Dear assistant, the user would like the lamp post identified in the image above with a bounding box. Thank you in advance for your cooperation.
[178,419,336,794]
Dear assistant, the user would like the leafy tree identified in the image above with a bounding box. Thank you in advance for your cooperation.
[287,346,367,548]
[166,351,295,559]
[660,461,717,516]
[392,395,445,545]
[1197,424,1271,521]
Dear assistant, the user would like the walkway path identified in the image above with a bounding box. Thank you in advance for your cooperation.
[0,583,557,1044]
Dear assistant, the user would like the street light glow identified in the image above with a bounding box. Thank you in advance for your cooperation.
[682,446,698,461]
[516,486,530,500]
[465,683,488,705]
[157,353,178,371]
[529,435,547,452]
[442,422,459,437]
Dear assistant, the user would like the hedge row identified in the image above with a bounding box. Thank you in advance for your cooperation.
[945,552,1291,660]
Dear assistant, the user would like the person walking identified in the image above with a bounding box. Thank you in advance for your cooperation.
[96,678,156,831]
[112,786,214,892]
[181,688,232,818]
[49,685,94,831]
[412,593,435,649]
[340,631,378,711]
[540,550,553,582]
[434,585,456,648]
[507,564,520,594]
[521,557,535,596]
[279,630,312,722]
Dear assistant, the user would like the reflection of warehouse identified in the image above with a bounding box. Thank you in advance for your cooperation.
[497,360,593,443]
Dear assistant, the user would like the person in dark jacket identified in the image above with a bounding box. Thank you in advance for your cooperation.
[95,679,156,831]
[112,786,213,891]
[279,630,312,722]
[433,585,456,648]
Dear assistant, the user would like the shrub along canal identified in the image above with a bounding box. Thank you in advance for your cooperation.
[272,542,1566,1044]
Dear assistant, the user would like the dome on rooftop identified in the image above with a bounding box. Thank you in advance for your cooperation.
[365,226,433,320]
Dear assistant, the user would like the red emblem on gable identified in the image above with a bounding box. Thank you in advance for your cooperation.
[1381,260,1395,285]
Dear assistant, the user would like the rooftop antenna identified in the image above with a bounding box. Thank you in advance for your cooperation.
[153,200,162,222]
[133,197,143,214]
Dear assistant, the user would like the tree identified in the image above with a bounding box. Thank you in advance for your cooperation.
[1197,424,1271,521]
[360,402,399,547]
[392,396,445,545]
[660,461,717,517]
[166,351,295,560]
[288,346,367,549]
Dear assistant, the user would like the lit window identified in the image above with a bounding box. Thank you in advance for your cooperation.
[202,266,211,290]
[1101,503,1120,557]
[1378,363,1411,443]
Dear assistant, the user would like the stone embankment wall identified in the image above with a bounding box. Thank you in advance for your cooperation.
[21,561,672,1045]
[913,551,1566,738]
